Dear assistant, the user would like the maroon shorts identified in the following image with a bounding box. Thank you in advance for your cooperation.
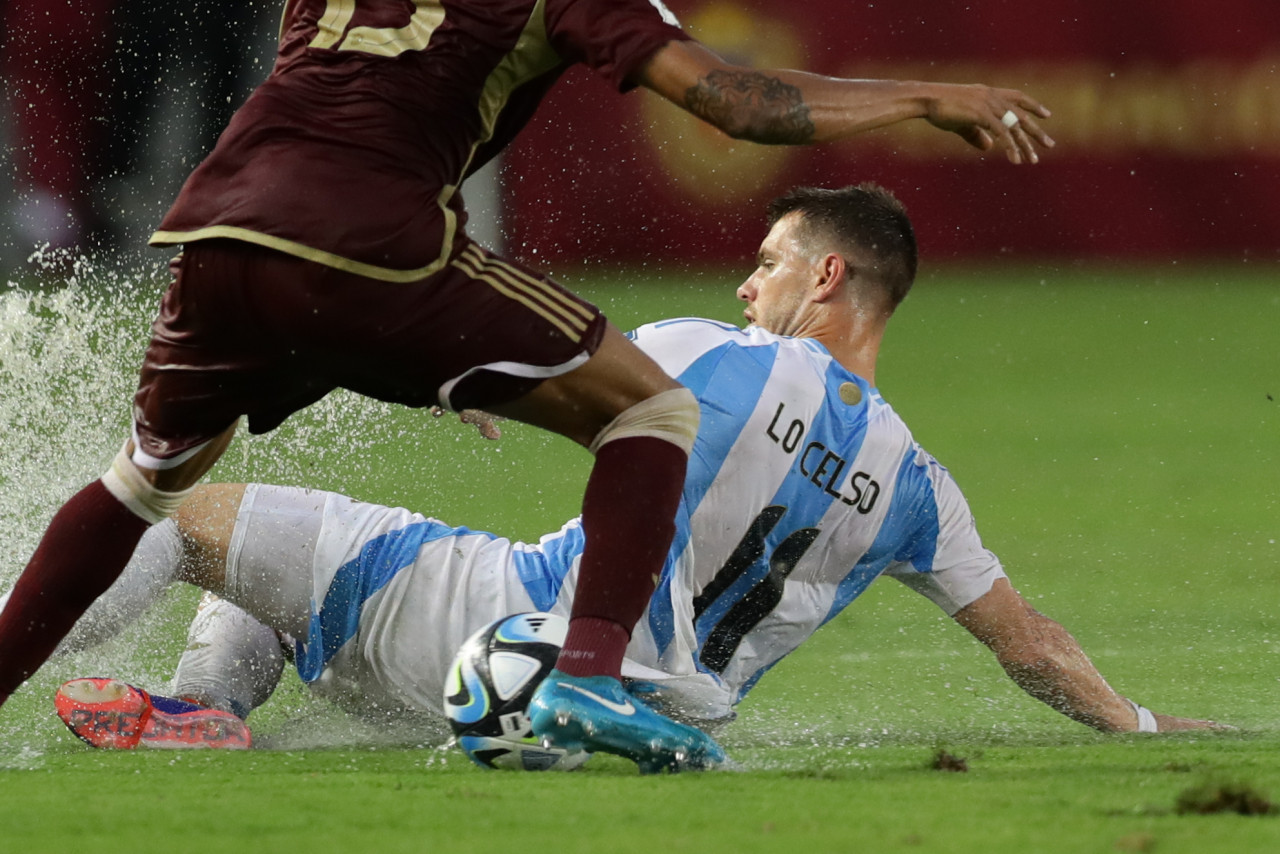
[132,239,606,461]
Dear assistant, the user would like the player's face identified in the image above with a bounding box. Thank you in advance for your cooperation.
[737,212,820,337]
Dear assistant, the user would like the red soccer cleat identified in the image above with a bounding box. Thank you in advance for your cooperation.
[54,678,252,750]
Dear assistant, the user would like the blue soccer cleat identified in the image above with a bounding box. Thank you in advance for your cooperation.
[528,670,726,774]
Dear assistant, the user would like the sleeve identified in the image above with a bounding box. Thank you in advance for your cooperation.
[883,451,1007,616]
[543,0,691,91]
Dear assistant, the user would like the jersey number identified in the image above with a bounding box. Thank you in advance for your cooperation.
[309,0,445,57]
[692,506,819,674]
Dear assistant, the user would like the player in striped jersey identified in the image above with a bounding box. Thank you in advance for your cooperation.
[1,1,1056,771]
[37,185,1222,755]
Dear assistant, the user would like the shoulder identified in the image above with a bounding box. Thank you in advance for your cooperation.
[628,317,744,369]
[547,0,684,28]
[631,318,829,376]
[543,0,690,89]
[630,316,742,346]
[630,317,832,357]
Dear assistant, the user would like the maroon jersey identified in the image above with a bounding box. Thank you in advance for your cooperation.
[151,0,688,281]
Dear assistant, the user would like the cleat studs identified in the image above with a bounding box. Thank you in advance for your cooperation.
[540,737,554,750]
[556,711,571,727]
[581,720,595,736]
[674,748,687,764]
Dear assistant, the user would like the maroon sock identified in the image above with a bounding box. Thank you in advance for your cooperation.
[555,436,687,678]
[0,480,151,704]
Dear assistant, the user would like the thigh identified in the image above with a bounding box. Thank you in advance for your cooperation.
[276,488,546,715]
[332,241,609,413]
[133,239,609,461]
[133,243,334,460]
[488,322,682,447]
[221,483,330,639]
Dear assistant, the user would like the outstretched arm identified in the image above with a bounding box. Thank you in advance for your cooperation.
[637,40,1053,164]
[953,578,1225,732]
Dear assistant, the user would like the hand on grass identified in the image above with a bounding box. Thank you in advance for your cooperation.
[1153,712,1236,732]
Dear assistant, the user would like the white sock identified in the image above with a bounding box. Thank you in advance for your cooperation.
[3,518,185,656]
[170,592,286,718]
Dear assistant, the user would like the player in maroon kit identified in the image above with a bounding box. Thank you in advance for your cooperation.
[0,0,1052,772]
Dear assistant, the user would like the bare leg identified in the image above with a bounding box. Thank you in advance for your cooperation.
[489,324,683,446]
[169,482,247,591]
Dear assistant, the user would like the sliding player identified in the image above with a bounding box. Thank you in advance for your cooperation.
[35,185,1220,761]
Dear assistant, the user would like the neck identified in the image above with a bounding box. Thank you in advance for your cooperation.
[810,307,884,386]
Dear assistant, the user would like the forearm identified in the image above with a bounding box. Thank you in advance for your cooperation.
[774,74,941,144]
[956,579,1224,732]
[990,623,1138,733]
[954,578,1138,731]
[681,68,934,145]
[639,40,1052,162]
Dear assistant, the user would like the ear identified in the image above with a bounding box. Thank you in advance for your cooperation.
[812,252,846,303]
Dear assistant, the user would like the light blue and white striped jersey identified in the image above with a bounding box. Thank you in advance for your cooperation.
[610,318,1004,718]
[290,318,1004,721]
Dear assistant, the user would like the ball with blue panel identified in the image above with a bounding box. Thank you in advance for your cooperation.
[443,611,591,771]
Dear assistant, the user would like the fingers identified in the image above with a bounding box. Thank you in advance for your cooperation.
[1152,712,1237,732]
[958,125,995,152]
[430,406,503,439]
[1002,114,1054,165]
[460,409,503,440]
[474,420,502,440]
[991,91,1055,165]
[929,83,1054,163]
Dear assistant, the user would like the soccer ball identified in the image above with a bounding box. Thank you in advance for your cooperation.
[443,612,590,771]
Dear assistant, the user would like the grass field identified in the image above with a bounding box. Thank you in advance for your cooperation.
[1,259,1277,852]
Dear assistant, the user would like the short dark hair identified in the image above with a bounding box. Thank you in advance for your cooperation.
[766,183,918,311]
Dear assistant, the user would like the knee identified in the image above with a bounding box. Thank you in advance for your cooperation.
[101,446,194,524]
[589,386,700,455]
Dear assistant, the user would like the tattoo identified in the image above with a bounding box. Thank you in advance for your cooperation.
[684,69,815,145]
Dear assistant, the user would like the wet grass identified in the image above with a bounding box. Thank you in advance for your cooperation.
[1,260,1277,852]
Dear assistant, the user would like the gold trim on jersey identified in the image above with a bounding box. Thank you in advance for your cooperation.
[309,0,356,50]
[197,1,570,285]
[309,0,446,56]
[451,244,594,342]
[472,0,560,152]
[149,226,456,283]
[341,4,446,56]
[442,0,561,286]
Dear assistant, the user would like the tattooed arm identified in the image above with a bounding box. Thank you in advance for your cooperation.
[637,40,1053,164]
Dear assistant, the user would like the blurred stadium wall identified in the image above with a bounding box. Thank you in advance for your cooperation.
[499,0,1280,265]
[3,0,1274,269]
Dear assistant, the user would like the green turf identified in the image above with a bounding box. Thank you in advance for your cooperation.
[1,261,1277,852]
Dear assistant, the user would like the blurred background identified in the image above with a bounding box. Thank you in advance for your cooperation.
[0,0,278,269]
[2,0,1278,272]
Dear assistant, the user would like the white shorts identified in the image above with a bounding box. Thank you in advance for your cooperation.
[226,484,568,718]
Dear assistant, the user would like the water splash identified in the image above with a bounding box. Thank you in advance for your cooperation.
[0,252,435,752]
[1,255,159,568]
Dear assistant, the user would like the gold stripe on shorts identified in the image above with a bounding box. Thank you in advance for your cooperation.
[456,244,594,326]
[452,245,594,342]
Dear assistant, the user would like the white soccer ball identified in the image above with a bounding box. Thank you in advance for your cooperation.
[443,612,590,771]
